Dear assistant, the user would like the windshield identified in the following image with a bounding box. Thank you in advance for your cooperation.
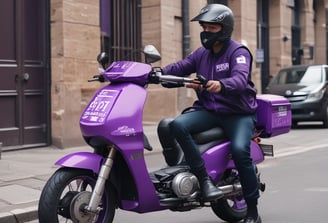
[271,66,323,85]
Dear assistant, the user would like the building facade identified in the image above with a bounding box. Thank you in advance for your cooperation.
[0,0,327,150]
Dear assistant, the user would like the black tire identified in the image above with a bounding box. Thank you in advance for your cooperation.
[210,169,247,222]
[38,167,115,223]
[210,194,247,222]
[322,104,328,128]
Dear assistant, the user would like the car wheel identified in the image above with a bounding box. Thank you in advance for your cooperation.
[292,121,298,128]
[323,104,328,128]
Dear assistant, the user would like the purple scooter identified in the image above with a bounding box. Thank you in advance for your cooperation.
[38,45,291,223]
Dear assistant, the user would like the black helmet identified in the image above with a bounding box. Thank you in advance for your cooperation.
[191,4,234,40]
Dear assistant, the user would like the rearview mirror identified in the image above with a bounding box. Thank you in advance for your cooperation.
[143,45,161,64]
[97,52,109,69]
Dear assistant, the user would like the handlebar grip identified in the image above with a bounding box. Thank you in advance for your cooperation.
[196,75,208,88]
[148,72,160,84]
[88,75,105,82]
[148,67,163,84]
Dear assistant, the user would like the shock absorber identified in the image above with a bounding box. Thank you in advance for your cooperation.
[86,146,116,213]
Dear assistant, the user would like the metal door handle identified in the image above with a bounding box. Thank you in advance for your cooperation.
[23,73,29,81]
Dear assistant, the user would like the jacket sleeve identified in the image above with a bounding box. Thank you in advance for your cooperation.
[219,47,254,95]
[162,49,199,77]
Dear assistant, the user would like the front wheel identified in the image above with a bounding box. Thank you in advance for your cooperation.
[38,167,116,223]
[322,104,328,128]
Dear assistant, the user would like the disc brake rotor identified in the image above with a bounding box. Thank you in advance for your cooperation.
[70,191,96,223]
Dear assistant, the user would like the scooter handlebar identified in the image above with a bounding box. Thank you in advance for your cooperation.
[88,74,105,82]
[148,67,208,88]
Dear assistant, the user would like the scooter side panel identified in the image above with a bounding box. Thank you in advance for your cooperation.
[118,149,164,213]
[202,141,265,182]
[102,85,163,212]
[80,84,162,212]
[202,142,231,182]
[55,152,104,173]
[250,141,265,164]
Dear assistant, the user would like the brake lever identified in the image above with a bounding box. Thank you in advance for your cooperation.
[88,74,105,82]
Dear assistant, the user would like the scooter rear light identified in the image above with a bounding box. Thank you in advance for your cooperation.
[253,137,261,143]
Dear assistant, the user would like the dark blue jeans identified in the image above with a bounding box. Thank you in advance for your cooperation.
[169,109,259,201]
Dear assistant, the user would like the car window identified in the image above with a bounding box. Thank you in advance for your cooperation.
[271,66,322,85]
[271,68,305,84]
[300,66,322,84]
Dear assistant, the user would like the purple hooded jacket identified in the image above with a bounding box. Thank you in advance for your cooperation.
[162,39,258,115]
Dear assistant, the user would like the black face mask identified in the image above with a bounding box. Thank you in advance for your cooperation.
[200,31,221,49]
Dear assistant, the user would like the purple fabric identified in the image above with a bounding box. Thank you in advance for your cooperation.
[163,39,257,115]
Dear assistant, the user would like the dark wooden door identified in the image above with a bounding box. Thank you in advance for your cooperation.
[0,0,50,150]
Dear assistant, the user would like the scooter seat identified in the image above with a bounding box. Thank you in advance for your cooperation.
[192,126,227,144]
[157,118,228,166]
[158,118,227,145]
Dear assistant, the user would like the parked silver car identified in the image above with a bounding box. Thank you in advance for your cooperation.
[265,64,328,128]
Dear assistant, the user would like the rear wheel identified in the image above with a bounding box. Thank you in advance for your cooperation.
[211,191,247,222]
[38,167,116,223]
[210,168,247,222]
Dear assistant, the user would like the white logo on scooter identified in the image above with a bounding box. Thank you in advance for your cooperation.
[111,125,136,136]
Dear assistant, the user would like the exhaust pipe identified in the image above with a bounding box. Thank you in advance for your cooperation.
[218,183,242,196]
[159,183,243,207]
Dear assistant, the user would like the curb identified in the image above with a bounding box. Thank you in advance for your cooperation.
[0,206,37,223]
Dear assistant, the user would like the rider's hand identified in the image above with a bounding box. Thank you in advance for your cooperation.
[205,80,222,93]
[185,82,202,91]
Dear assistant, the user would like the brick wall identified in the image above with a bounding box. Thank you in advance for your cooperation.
[315,0,327,64]
[51,0,100,148]
[142,0,206,123]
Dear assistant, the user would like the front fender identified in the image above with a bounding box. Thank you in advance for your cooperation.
[55,152,104,174]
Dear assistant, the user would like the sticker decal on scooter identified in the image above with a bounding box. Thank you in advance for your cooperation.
[111,125,136,136]
[80,89,120,124]
[107,61,134,76]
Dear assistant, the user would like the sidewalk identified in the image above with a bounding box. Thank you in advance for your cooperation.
[0,125,160,223]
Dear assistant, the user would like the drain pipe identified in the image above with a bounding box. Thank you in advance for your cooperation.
[182,0,190,58]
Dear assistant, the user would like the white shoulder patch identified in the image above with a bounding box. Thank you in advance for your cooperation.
[236,55,246,64]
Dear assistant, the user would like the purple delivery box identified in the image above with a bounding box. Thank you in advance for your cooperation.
[256,94,292,138]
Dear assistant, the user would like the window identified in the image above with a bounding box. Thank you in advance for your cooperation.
[207,0,228,5]
[299,66,322,84]
[273,66,323,85]
[257,0,270,90]
[100,0,142,63]
[291,0,302,65]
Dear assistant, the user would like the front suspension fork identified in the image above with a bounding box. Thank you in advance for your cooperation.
[85,146,116,213]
